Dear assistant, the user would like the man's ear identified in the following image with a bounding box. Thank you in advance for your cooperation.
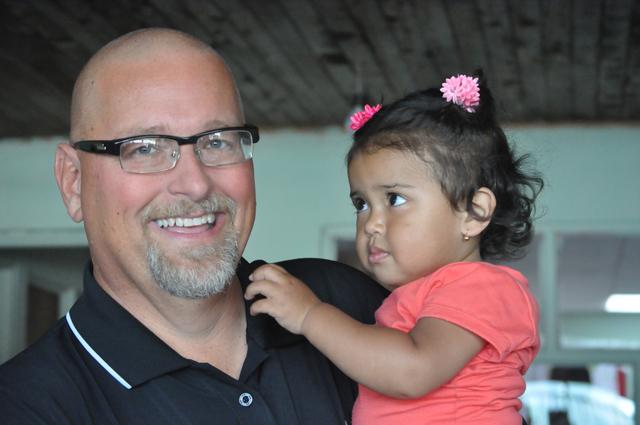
[54,143,83,223]
[461,187,496,237]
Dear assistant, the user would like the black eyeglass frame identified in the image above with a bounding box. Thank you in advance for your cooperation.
[72,125,260,155]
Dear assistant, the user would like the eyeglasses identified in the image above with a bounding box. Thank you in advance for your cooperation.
[72,125,260,174]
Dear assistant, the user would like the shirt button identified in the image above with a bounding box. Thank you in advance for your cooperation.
[239,392,253,407]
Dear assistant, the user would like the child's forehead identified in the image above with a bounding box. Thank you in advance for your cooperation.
[349,147,430,172]
[348,148,434,186]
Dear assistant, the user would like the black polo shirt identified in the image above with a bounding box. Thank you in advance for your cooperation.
[0,258,388,425]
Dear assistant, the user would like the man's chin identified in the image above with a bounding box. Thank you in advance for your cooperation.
[144,225,241,298]
[152,258,238,299]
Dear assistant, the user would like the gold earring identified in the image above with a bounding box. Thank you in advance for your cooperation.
[463,234,471,241]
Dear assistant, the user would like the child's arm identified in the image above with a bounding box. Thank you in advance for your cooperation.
[245,264,484,399]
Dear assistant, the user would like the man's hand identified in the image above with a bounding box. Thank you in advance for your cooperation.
[245,264,322,334]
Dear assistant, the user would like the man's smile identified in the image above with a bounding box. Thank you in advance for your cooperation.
[154,213,216,229]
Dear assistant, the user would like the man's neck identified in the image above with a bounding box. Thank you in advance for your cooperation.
[97,272,248,379]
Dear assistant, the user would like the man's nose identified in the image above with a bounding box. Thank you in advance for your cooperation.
[166,146,212,200]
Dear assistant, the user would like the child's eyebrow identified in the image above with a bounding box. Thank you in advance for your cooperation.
[350,183,415,197]
[378,183,414,190]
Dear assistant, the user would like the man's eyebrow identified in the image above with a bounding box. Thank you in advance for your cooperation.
[135,126,166,134]
[117,125,169,136]
[122,120,237,136]
[202,120,239,129]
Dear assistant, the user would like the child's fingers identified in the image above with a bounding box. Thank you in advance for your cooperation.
[248,298,273,317]
[244,280,276,300]
[244,283,256,300]
[250,263,290,282]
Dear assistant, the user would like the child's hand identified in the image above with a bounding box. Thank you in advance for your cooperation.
[245,264,322,335]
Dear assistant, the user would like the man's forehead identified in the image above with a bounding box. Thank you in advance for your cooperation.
[86,35,233,110]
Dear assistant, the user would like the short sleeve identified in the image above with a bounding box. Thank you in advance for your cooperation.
[413,263,539,361]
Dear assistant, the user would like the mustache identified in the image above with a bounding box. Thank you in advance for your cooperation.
[141,195,237,221]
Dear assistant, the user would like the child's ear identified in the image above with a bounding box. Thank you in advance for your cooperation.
[461,187,496,237]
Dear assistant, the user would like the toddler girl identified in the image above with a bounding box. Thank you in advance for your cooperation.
[245,73,543,424]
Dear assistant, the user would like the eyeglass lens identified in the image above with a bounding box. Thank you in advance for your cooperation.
[196,130,253,166]
[118,130,254,173]
[120,138,177,173]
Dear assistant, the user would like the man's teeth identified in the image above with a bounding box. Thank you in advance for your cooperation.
[155,214,216,229]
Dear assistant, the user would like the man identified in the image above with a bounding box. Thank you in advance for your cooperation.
[0,28,387,424]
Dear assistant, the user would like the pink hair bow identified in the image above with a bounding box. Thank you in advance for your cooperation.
[349,104,382,131]
[440,74,480,112]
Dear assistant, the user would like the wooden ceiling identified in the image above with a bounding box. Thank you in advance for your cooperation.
[1,0,640,138]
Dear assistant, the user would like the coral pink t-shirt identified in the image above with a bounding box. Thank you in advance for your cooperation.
[352,262,539,425]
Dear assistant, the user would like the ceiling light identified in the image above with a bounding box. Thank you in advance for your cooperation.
[605,294,640,313]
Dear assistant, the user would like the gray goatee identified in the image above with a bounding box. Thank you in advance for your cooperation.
[144,196,240,299]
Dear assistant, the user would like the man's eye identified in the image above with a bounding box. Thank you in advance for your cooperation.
[202,138,229,150]
[134,143,158,155]
[388,193,407,207]
[122,140,161,158]
[352,198,369,213]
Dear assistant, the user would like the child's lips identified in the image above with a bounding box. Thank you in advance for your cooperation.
[368,246,389,264]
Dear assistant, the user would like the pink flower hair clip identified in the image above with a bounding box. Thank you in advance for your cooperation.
[349,103,382,131]
[440,74,480,113]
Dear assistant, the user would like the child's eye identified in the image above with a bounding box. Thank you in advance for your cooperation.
[352,197,369,213]
[388,193,407,207]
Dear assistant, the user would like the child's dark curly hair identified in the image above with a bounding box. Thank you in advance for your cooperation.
[347,73,543,260]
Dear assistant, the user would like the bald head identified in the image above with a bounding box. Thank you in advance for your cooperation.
[70,28,242,141]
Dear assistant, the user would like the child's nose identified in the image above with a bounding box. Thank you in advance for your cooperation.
[364,209,385,236]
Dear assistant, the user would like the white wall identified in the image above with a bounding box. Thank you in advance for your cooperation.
[506,125,639,223]
[0,136,86,247]
[1,125,639,255]
[248,125,640,262]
